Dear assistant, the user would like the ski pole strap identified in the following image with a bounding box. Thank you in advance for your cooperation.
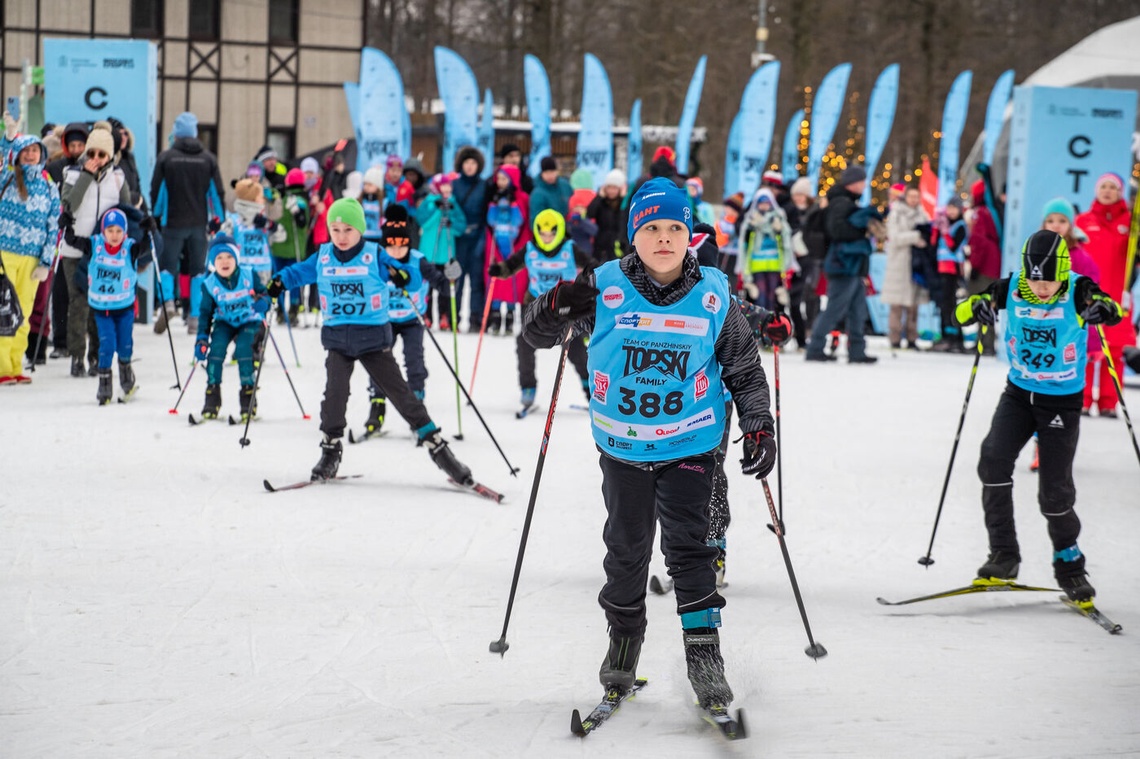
[681,608,722,630]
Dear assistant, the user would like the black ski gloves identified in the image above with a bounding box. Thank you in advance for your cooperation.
[266,277,285,297]
[1081,294,1122,326]
[487,261,506,279]
[763,312,794,345]
[740,430,777,479]
[550,280,599,320]
[388,266,412,288]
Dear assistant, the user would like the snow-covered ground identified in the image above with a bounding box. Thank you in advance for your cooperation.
[3,319,1139,758]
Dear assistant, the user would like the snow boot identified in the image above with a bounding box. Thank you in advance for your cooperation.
[1054,547,1095,602]
[598,633,643,692]
[154,300,178,334]
[239,384,257,421]
[976,551,1020,581]
[489,310,502,336]
[520,387,536,409]
[119,360,136,397]
[683,624,733,709]
[96,369,113,405]
[202,383,222,419]
[421,429,472,485]
[504,309,515,335]
[311,435,343,481]
[365,397,386,434]
[70,355,86,378]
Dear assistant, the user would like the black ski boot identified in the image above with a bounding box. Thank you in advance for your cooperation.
[684,627,733,709]
[239,384,257,421]
[976,551,1020,582]
[1054,552,1095,602]
[504,308,515,335]
[119,360,136,398]
[311,435,343,481]
[71,355,86,378]
[202,383,222,419]
[96,369,113,405]
[598,632,643,693]
[489,310,502,336]
[365,396,386,435]
[421,430,472,485]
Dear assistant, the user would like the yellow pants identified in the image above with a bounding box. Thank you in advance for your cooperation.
[0,251,40,378]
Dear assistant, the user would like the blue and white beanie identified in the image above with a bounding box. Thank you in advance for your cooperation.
[627,177,693,241]
[207,233,240,270]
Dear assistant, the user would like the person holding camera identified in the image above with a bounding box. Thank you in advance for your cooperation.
[416,172,467,329]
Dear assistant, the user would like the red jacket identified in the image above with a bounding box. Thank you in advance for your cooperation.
[968,181,1001,279]
[1076,199,1136,346]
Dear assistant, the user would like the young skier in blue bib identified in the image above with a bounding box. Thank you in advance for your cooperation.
[65,208,156,405]
[956,229,1123,603]
[269,198,473,485]
[488,208,595,409]
[194,235,270,421]
[522,178,780,711]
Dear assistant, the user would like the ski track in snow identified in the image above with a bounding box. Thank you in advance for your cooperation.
[2,323,1139,757]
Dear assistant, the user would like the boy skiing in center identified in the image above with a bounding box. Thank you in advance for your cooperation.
[522,178,781,722]
[955,229,1123,604]
[269,198,474,486]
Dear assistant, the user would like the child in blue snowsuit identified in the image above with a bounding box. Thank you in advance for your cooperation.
[66,208,155,405]
[362,205,450,436]
[269,198,473,484]
[194,234,270,421]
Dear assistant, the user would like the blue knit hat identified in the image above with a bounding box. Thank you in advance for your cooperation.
[172,112,198,139]
[627,177,692,241]
[207,234,240,270]
[1042,197,1075,223]
[100,208,127,232]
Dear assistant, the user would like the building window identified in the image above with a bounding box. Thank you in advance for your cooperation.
[131,0,164,38]
[266,129,294,161]
[269,0,299,45]
[188,0,220,41]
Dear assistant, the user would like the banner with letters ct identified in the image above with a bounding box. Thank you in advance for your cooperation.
[1003,85,1137,274]
[44,39,158,201]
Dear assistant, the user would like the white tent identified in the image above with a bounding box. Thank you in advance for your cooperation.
[963,14,1140,183]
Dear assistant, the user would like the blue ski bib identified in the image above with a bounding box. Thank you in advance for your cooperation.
[525,241,576,298]
[235,223,272,274]
[87,236,137,310]
[1004,273,1086,395]
[588,260,730,461]
[387,249,429,323]
[205,268,259,326]
[361,196,382,240]
[316,242,390,326]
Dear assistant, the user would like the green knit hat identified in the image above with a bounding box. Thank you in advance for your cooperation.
[327,197,366,234]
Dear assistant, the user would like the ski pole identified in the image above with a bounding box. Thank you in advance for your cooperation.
[168,360,200,414]
[1095,324,1140,468]
[404,289,519,477]
[449,278,464,439]
[29,232,63,373]
[490,331,572,656]
[265,319,310,419]
[282,290,301,367]
[149,233,183,391]
[760,477,828,660]
[469,279,495,394]
[766,339,786,534]
[239,308,277,448]
[918,327,986,567]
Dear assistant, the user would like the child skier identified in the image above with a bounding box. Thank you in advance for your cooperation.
[360,166,385,243]
[932,198,968,353]
[737,188,792,311]
[194,235,270,421]
[65,208,154,404]
[360,205,450,438]
[488,208,594,411]
[270,167,310,325]
[956,229,1123,603]
[484,165,529,335]
[268,197,473,485]
[522,178,780,714]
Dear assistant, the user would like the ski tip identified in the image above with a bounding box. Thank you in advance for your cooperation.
[570,709,586,737]
[735,708,749,740]
[263,479,275,492]
[648,576,669,595]
[875,597,893,606]
[347,430,357,444]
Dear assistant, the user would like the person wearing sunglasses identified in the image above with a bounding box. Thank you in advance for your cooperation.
[57,122,131,378]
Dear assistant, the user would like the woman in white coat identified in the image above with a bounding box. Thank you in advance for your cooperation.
[881,186,930,350]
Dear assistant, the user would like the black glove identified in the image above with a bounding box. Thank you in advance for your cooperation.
[487,261,506,279]
[550,280,599,320]
[141,216,158,233]
[266,277,285,297]
[740,430,777,479]
[389,266,412,288]
[763,312,794,345]
[971,295,996,326]
[1081,296,1119,326]
[207,217,222,234]
[253,213,268,229]
[59,210,74,230]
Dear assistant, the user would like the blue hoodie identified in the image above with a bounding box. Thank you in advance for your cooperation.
[0,134,61,264]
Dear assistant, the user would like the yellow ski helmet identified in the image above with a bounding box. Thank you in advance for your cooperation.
[532,208,566,252]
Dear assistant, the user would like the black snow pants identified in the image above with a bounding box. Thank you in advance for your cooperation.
[321,348,434,439]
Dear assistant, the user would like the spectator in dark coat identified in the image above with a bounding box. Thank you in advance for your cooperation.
[45,122,88,186]
[108,118,144,209]
[451,146,489,331]
[587,168,629,262]
[627,145,685,202]
[967,179,1002,355]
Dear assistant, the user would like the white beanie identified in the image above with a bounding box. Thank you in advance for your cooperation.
[363,166,385,189]
[602,168,626,189]
[343,171,363,199]
[790,177,813,197]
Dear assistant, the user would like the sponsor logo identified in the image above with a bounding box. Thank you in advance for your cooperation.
[622,345,690,381]
[626,426,638,438]
[320,254,330,264]
[702,292,720,313]
[668,434,698,447]
[1013,306,1064,321]
[677,463,706,474]
[644,443,656,451]
[330,282,365,297]
[593,371,609,403]
[371,294,382,309]
[694,370,708,401]
[103,58,135,69]
[1092,108,1124,119]
[606,436,633,450]
[655,425,680,437]
[593,414,614,430]
[685,411,714,429]
[362,252,373,264]
[614,313,710,336]
[631,204,661,228]
[601,286,624,308]
[617,313,651,327]
[1064,343,1077,363]
[1022,326,1056,347]
[1049,415,1065,429]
